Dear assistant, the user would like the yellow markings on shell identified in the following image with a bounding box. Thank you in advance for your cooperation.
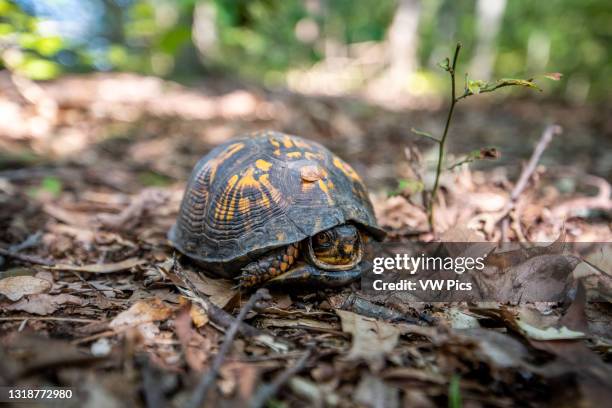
[259,193,271,208]
[235,167,259,188]
[304,152,324,161]
[208,143,244,183]
[269,137,280,148]
[255,159,273,171]
[259,174,282,204]
[317,179,334,205]
[286,151,302,159]
[238,197,251,212]
[282,135,294,148]
[269,137,282,156]
[214,160,280,223]
[333,156,363,183]
[293,138,311,149]
[215,174,239,221]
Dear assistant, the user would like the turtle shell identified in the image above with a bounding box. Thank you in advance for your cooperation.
[169,131,385,276]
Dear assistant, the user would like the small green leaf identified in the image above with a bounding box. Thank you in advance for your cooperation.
[388,178,424,197]
[494,78,541,91]
[448,147,499,170]
[410,128,439,143]
[467,79,486,95]
[41,176,62,196]
[398,178,424,193]
[437,58,450,71]
[28,176,62,198]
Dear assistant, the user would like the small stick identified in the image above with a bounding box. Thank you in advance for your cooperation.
[9,231,42,253]
[249,349,313,408]
[499,124,562,241]
[0,247,55,266]
[186,288,270,408]
[510,124,562,202]
[138,354,167,408]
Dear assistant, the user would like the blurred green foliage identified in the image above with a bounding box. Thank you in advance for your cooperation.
[0,0,62,79]
[26,176,62,198]
[1,0,610,100]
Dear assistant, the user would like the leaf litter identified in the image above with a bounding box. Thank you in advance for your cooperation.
[0,72,611,407]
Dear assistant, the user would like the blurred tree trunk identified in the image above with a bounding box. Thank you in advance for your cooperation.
[192,0,218,66]
[102,0,125,44]
[469,0,507,80]
[387,0,421,84]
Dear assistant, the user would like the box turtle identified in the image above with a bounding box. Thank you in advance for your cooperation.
[169,131,385,288]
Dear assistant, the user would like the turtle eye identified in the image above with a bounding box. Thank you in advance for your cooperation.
[314,231,332,247]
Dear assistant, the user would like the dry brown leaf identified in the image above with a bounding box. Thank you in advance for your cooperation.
[476,253,577,302]
[2,293,83,315]
[49,257,146,274]
[0,276,52,301]
[180,268,237,308]
[109,298,173,330]
[336,309,400,371]
[573,245,612,301]
[460,328,530,368]
[190,304,209,328]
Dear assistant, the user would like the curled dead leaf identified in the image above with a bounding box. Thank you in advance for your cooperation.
[336,309,400,370]
[109,298,173,330]
[190,304,209,328]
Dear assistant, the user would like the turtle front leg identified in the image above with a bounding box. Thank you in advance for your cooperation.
[266,262,362,288]
[238,243,299,288]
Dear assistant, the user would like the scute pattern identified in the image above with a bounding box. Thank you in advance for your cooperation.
[169,131,384,268]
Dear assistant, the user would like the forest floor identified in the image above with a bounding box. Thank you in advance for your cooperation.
[0,72,611,407]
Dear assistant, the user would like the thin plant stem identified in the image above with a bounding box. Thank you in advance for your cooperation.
[428,43,462,231]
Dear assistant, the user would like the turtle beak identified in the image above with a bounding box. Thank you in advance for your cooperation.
[341,243,354,257]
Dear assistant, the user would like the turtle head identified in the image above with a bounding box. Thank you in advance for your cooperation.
[305,224,362,271]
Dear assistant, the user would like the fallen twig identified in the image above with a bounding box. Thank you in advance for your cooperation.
[551,174,612,218]
[186,288,270,408]
[138,354,167,408]
[0,247,55,266]
[510,125,562,202]
[249,349,313,408]
[499,124,562,241]
[47,257,146,273]
[8,232,42,253]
